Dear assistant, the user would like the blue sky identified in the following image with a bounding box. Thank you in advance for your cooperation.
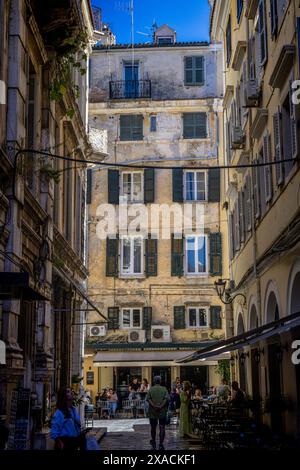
[92,0,211,44]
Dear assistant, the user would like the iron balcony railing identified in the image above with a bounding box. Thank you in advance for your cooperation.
[109,80,151,99]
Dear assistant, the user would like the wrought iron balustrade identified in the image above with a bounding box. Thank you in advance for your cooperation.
[109,80,151,99]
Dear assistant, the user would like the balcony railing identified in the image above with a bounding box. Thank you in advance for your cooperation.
[109,80,151,99]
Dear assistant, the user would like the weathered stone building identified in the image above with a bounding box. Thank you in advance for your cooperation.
[0,0,100,449]
[84,25,230,396]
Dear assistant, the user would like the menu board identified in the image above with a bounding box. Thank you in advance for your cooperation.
[7,388,31,450]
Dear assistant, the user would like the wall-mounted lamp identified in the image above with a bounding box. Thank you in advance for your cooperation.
[214,279,247,306]
[239,351,249,366]
[254,348,264,364]
[230,355,236,367]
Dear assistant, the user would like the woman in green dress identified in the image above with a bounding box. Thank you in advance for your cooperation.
[179,381,193,437]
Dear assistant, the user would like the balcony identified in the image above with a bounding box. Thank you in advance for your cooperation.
[109,80,151,100]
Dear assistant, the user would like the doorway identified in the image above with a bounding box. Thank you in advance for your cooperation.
[268,342,283,434]
[152,367,171,389]
[180,366,208,394]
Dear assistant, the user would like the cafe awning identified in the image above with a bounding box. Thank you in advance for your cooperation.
[177,311,300,364]
[0,272,49,301]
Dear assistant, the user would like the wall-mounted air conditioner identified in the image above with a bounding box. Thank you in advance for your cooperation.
[245,79,260,107]
[151,325,171,342]
[231,126,245,149]
[89,325,107,337]
[128,329,146,343]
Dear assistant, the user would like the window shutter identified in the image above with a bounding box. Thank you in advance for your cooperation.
[270,0,278,38]
[210,306,222,329]
[196,112,207,138]
[185,57,194,84]
[120,115,143,141]
[172,168,183,202]
[234,201,240,251]
[106,237,118,277]
[252,159,260,220]
[289,80,298,159]
[144,168,155,203]
[108,169,119,204]
[86,168,92,204]
[143,306,152,329]
[263,132,272,202]
[208,168,220,202]
[195,56,204,85]
[273,109,284,185]
[229,213,235,259]
[145,236,157,277]
[258,0,267,66]
[239,191,245,243]
[226,16,232,66]
[171,234,184,276]
[185,57,204,85]
[174,306,186,329]
[209,232,222,276]
[107,307,119,330]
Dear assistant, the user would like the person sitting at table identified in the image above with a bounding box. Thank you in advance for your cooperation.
[192,388,203,401]
[139,378,150,393]
[107,389,118,418]
[229,381,246,407]
[129,377,140,399]
[216,379,231,402]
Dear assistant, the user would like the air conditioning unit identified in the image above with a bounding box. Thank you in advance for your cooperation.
[151,325,171,343]
[128,329,146,343]
[245,79,260,106]
[231,125,245,149]
[89,325,107,337]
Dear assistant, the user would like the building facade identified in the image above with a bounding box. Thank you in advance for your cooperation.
[210,0,300,437]
[84,25,230,397]
[0,0,97,449]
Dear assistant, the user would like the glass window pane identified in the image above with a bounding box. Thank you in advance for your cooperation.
[122,309,131,327]
[189,308,197,327]
[196,172,205,200]
[185,172,195,200]
[197,237,206,273]
[122,238,131,273]
[133,309,141,327]
[187,237,195,273]
[199,308,207,326]
[133,238,142,273]
[123,173,131,200]
[133,173,142,201]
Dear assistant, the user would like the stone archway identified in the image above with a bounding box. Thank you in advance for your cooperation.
[265,291,280,324]
[249,304,259,330]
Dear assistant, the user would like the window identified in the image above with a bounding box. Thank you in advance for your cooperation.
[150,115,157,132]
[226,16,232,66]
[258,0,267,66]
[187,307,208,328]
[185,235,207,274]
[157,37,173,45]
[183,113,207,139]
[184,170,206,201]
[120,115,143,141]
[121,171,143,202]
[184,56,204,86]
[237,0,243,22]
[121,308,142,328]
[121,236,143,275]
[25,60,37,190]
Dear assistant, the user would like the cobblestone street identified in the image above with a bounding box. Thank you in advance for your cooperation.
[94,419,195,451]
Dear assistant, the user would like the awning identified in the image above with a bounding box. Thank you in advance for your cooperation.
[177,311,300,364]
[0,340,5,365]
[0,272,49,301]
[93,350,230,367]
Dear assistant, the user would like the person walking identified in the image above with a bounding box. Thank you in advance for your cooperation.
[51,387,86,450]
[179,381,193,438]
[146,376,169,451]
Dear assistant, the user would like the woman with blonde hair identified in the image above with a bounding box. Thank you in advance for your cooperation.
[179,381,193,437]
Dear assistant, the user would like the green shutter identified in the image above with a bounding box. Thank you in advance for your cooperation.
[106,237,118,277]
[209,232,222,276]
[86,169,92,204]
[183,113,207,138]
[174,306,186,329]
[171,234,184,276]
[145,236,157,276]
[172,168,183,202]
[143,306,152,329]
[208,168,220,202]
[144,168,155,203]
[120,115,143,141]
[108,169,119,204]
[185,56,204,85]
[210,306,222,329]
[108,307,119,330]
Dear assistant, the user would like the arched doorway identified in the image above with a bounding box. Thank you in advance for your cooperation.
[249,305,260,419]
[237,314,247,393]
[265,290,282,433]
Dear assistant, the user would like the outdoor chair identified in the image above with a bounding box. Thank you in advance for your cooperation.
[84,404,94,427]
[98,400,111,419]
[135,400,146,418]
[122,399,135,418]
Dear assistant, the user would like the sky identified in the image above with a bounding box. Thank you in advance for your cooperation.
[92,0,211,44]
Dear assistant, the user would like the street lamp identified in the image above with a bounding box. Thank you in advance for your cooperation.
[214,278,247,306]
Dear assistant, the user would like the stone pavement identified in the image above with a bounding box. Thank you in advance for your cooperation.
[93,418,198,451]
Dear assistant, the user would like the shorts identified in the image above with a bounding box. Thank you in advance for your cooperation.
[149,416,166,426]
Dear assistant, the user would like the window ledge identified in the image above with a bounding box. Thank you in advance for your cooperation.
[232,41,247,72]
[245,0,259,19]
[119,275,146,279]
[250,108,268,140]
[180,138,210,142]
[269,45,295,89]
